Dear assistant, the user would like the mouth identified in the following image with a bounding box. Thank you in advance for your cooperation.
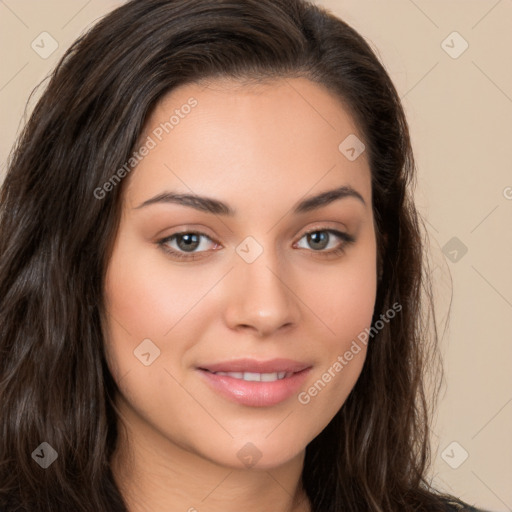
[196,358,312,407]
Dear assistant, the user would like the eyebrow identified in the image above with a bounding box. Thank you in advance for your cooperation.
[134,185,366,215]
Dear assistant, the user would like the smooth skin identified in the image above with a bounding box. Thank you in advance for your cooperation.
[103,77,378,512]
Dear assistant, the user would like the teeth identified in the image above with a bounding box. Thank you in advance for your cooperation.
[244,372,262,381]
[213,371,289,381]
[215,372,244,379]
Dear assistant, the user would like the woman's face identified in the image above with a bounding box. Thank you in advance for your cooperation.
[103,77,377,470]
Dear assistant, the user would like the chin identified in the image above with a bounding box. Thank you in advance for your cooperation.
[210,437,307,471]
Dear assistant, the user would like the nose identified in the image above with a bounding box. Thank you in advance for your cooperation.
[223,249,301,337]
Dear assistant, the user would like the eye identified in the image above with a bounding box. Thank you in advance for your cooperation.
[157,231,220,260]
[157,227,355,262]
[294,228,355,257]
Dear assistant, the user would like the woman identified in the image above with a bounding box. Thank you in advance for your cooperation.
[0,0,486,510]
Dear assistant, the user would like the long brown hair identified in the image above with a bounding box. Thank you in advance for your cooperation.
[0,0,471,510]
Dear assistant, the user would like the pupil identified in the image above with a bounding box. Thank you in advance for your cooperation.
[309,231,328,250]
[178,234,199,252]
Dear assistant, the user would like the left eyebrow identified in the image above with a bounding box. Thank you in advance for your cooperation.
[293,185,366,213]
[133,185,366,215]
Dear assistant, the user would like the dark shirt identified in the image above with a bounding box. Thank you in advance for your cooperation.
[444,499,492,512]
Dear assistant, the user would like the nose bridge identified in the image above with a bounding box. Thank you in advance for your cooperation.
[224,236,299,335]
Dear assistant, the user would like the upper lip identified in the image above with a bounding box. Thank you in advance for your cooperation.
[197,358,312,373]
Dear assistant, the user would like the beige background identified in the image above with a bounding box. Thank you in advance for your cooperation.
[1,1,511,510]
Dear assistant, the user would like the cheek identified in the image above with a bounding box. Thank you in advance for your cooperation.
[294,239,377,419]
[102,233,222,383]
[101,245,211,434]
[104,237,208,338]
[302,237,378,347]
[295,269,375,429]
[312,270,376,332]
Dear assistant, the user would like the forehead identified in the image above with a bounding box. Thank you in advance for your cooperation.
[124,77,371,212]
[152,76,362,149]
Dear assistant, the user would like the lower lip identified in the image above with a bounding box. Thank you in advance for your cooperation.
[197,368,311,407]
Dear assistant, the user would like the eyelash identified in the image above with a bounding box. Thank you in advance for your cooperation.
[157,228,355,261]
